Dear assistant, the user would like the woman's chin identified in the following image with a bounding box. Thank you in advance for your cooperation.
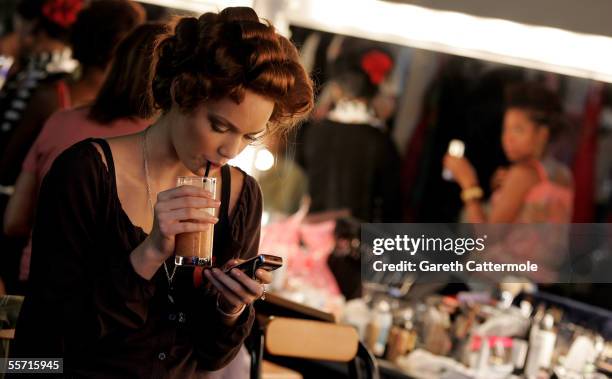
[193,164,221,177]
[507,155,531,163]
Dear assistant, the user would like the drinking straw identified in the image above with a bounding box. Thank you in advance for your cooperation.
[204,161,211,177]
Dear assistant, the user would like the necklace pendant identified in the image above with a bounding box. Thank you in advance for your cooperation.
[168,293,175,304]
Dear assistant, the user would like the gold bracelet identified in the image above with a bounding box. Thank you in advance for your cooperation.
[216,295,246,318]
[461,186,483,203]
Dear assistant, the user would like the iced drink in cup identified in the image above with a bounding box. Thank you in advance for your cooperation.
[174,176,216,266]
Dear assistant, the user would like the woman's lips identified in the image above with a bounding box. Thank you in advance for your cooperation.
[203,161,224,173]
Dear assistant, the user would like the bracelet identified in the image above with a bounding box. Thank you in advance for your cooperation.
[461,186,484,203]
[216,295,246,318]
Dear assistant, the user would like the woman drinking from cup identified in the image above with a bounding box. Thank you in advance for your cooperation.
[13,7,314,377]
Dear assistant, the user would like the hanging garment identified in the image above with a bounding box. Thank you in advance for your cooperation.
[0,50,74,189]
[303,108,402,222]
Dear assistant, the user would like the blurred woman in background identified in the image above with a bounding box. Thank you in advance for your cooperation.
[0,0,145,191]
[443,82,573,223]
[0,0,145,294]
[4,22,167,282]
[0,0,84,295]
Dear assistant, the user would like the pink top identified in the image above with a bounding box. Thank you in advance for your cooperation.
[23,106,148,186]
[486,160,574,282]
[519,160,574,223]
[491,160,574,223]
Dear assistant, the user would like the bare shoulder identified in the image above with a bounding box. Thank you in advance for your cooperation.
[89,133,140,172]
[506,163,540,186]
[105,133,139,152]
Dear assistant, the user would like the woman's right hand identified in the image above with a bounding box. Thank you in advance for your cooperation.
[443,154,478,190]
[147,185,220,262]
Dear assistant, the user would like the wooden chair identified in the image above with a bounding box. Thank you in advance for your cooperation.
[0,329,14,340]
[0,295,24,379]
[254,317,379,379]
[261,360,303,379]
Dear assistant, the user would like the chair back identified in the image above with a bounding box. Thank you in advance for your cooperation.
[265,317,359,362]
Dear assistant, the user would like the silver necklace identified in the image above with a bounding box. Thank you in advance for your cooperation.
[142,127,178,287]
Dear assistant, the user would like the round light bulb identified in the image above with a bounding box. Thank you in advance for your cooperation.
[254,148,275,171]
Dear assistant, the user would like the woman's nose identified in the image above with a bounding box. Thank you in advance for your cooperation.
[218,137,244,160]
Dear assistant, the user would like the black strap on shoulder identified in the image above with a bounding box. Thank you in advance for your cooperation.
[219,165,231,224]
[89,138,115,178]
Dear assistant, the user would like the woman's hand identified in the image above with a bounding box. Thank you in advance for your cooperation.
[443,154,479,190]
[147,185,220,262]
[204,259,273,321]
[132,185,220,280]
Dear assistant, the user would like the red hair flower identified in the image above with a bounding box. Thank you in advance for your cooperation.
[360,50,393,85]
[42,0,84,29]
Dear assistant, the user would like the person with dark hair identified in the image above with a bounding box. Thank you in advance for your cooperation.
[303,48,402,222]
[58,0,146,106]
[12,7,314,377]
[4,22,167,283]
[331,48,391,103]
[443,82,574,223]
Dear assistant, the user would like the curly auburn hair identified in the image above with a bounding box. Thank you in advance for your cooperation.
[151,7,314,134]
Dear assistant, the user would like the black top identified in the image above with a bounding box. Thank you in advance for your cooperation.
[12,138,263,378]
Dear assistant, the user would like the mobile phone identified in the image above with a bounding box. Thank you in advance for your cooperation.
[226,254,283,279]
[447,139,465,158]
[442,139,465,181]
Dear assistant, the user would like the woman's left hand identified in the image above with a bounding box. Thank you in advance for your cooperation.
[443,154,478,190]
[203,259,273,319]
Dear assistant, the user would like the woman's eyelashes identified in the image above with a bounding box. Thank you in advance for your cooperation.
[209,118,265,144]
[245,127,267,144]
[244,133,263,143]
[210,121,229,133]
